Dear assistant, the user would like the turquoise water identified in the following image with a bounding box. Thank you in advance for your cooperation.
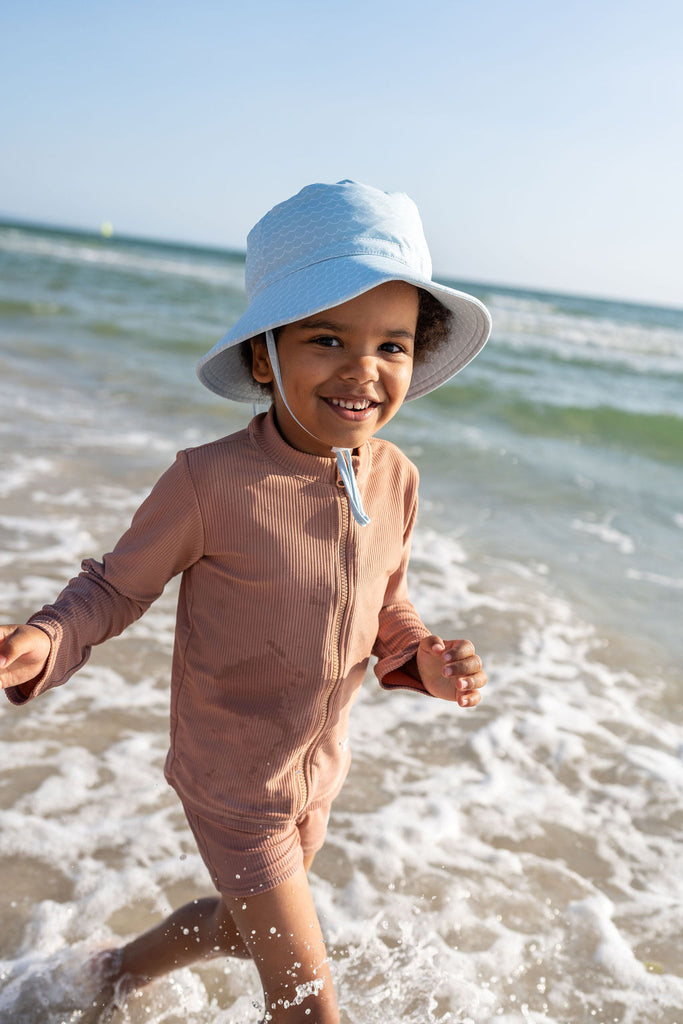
[1,221,682,1023]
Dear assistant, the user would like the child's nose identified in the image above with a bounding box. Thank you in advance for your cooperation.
[340,352,380,383]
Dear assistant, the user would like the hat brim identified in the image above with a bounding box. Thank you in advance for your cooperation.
[196,253,491,402]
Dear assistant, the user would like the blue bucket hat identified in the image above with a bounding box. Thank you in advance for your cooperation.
[197,180,491,402]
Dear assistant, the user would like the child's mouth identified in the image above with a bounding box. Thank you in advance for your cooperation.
[325,397,379,420]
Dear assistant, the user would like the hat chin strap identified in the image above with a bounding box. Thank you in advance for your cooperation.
[265,330,370,527]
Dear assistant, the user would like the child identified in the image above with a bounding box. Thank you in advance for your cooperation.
[0,180,491,1023]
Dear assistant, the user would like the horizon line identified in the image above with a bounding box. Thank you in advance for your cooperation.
[1,213,681,316]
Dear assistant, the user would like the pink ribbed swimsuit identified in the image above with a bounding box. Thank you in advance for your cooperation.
[7,410,431,894]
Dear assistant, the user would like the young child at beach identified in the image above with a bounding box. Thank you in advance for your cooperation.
[0,180,491,1023]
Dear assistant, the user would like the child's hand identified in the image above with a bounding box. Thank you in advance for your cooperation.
[0,625,51,692]
[416,636,486,707]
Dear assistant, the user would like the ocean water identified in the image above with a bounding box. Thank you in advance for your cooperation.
[0,221,682,1024]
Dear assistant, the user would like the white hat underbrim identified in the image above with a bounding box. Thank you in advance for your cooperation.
[196,252,491,403]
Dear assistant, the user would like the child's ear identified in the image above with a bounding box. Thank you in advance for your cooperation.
[250,337,274,384]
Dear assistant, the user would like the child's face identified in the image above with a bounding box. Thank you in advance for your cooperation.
[251,281,418,457]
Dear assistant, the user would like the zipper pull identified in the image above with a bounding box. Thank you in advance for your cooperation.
[332,447,370,527]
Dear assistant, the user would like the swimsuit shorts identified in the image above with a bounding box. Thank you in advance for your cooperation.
[183,801,331,899]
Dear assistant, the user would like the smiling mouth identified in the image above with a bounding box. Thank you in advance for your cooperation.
[327,397,378,411]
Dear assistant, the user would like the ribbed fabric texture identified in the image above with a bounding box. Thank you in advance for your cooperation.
[8,410,431,826]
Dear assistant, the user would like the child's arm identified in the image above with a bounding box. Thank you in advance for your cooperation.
[2,450,204,705]
[372,462,487,705]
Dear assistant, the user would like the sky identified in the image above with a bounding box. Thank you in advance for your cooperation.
[2,0,682,308]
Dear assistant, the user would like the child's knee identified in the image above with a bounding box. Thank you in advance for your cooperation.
[207,898,251,959]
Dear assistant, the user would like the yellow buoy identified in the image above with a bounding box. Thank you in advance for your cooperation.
[100,221,114,238]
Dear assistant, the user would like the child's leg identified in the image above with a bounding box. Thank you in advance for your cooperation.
[227,860,338,1024]
[120,895,251,977]
[94,854,329,1006]
[94,896,251,1006]
[95,804,336,1020]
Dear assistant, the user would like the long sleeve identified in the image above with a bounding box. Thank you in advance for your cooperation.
[372,483,431,694]
[5,451,205,704]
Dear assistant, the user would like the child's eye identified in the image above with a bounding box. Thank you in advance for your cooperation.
[311,335,341,347]
[380,341,408,354]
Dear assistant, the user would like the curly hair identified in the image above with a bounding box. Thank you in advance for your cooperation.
[414,288,452,361]
[239,286,452,397]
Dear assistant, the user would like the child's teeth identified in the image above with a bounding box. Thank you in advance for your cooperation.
[333,399,370,410]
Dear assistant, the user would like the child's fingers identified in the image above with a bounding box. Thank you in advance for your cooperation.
[0,626,22,668]
[454,670,487,692]
[419,634,446,656]
[453,669,487,708]
[443,639,476,659]
[418,637,486,707]
[0,625,50,687]
[423,673,485,705]
[442,651,483,678]
[456,687,483,708]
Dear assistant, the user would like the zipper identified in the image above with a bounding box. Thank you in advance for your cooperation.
[295,489,351,813]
